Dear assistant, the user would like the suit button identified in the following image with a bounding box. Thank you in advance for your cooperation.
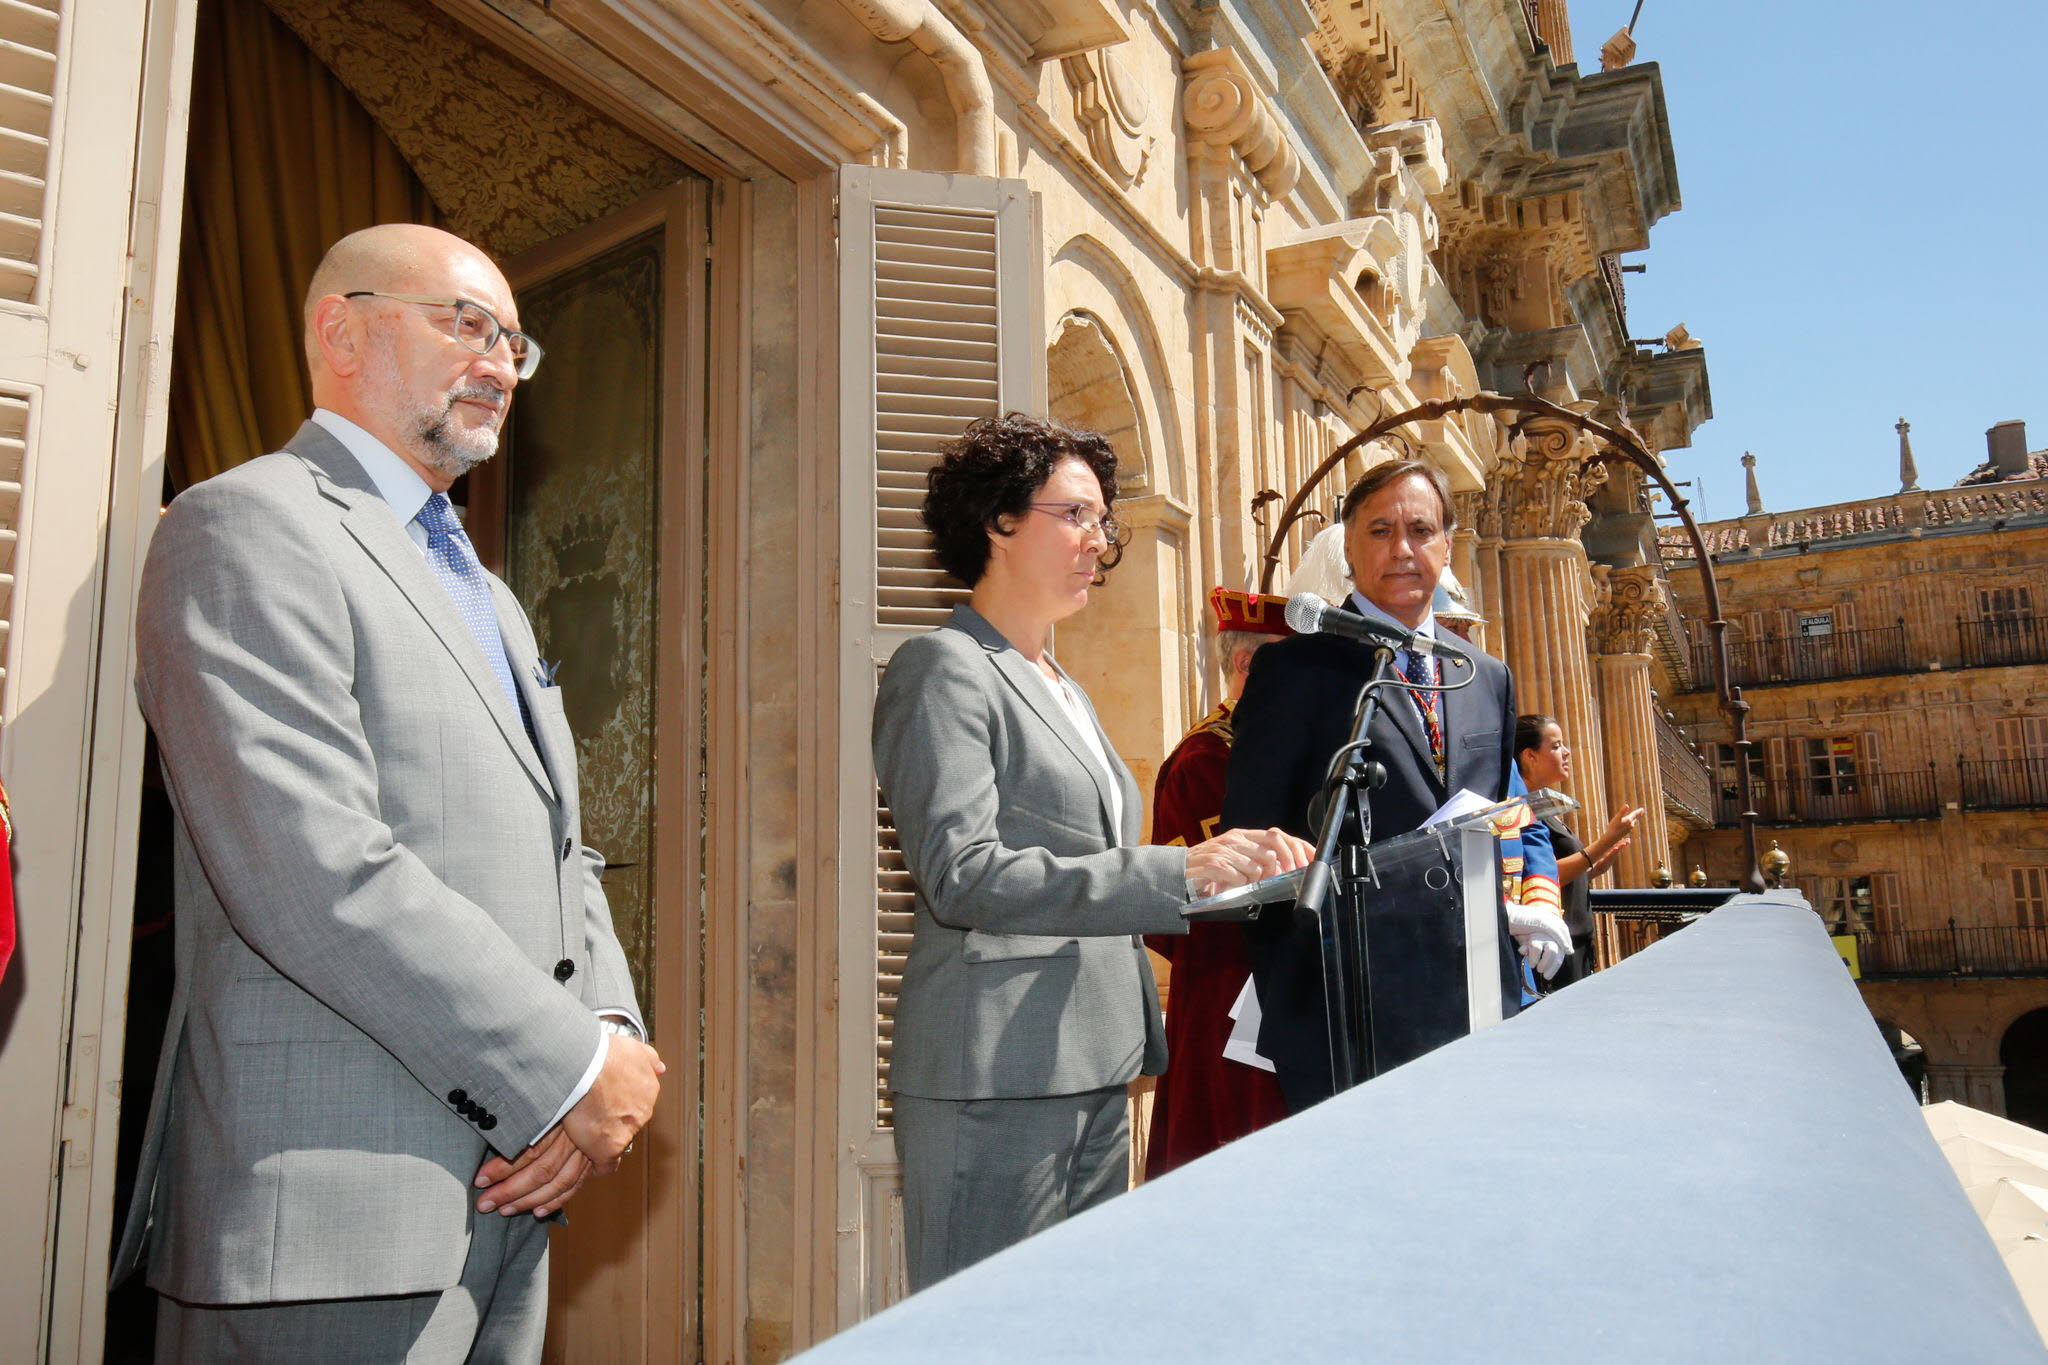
[561,837,572,859]
[554,959,576,982]
[479,1114,498,1131]
[448,1089,468,1107]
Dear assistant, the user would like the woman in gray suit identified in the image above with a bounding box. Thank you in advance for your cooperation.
[874,412,1309,1290]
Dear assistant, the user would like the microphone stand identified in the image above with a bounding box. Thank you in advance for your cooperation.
[1296,643,1402,1095]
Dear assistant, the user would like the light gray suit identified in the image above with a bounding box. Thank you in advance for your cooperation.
[115,421,641,1332]
[872,604,1189,1287]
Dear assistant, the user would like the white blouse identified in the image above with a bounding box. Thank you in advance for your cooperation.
[1031,662,1124,841]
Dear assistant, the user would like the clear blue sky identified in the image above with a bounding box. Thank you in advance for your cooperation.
[1587,1,2047,521]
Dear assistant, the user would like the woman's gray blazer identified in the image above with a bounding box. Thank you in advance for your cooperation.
[873,604,1190,1100]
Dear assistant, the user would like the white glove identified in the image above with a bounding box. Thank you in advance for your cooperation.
[1506,903,1573,980]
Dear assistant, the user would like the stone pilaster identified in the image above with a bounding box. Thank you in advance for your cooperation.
[1180,46,1294,598]
[1462,485,1504,665]
[1497,415,1609,859]
[1450,489,1487,654]
[1591,565,1671,889]
[1925,1062,2005,1114]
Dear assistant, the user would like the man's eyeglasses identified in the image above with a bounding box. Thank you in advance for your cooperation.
[344,291,544,379]
[1028,502,1127,545]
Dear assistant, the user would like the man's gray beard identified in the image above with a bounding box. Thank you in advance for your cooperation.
[416,389,501,479]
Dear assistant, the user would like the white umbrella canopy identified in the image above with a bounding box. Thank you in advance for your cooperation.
[1926,1101,2048,1344]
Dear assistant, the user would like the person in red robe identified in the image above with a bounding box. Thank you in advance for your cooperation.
[0,773,14,982]
[1143,588,1293,1177]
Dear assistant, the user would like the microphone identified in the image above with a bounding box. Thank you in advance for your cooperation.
[1285,592,1470,662]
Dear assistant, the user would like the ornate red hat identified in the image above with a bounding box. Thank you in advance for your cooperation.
[1208,587,1293,636]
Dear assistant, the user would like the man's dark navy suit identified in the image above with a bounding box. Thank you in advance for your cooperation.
[1219,622,1523,1111]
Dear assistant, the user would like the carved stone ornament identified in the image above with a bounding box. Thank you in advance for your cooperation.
[1063,50,1155,188]
[1499,414,1610,540]
[1183,47,1300,198]
[1591,563,1666,656]
[262,0,684,257]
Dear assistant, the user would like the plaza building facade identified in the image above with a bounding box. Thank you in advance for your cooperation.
[2,0,1712,1357]
[1664,423,2048,1125]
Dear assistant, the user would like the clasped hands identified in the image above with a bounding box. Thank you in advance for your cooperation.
[474,1032,665,1218]
[1186,826,1316,897]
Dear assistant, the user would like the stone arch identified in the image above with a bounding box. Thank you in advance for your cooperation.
[1048,311,1145,487]
[1872,1017,1928,1101]
[1043,239,1197,815]
[2004,1009,2048,1129]
[1046,233,1184,502]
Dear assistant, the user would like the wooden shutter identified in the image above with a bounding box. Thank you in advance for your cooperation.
[835,166,1041,1320]
[0,0,57,701]
[0,0,194,1357]
[2014,868,2048,930]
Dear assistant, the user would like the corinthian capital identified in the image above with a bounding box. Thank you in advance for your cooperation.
[1591,564,1667,656]
[1183,48,1300,197]
[1498,415,1609,540]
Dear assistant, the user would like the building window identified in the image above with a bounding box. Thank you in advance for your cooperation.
[2016,867,2048,930]
[1805,736,1862,797]
[1715,742,1766,801]
[1810,873,1896,934]
[1980,585,2035,621]
[1993,716,2048,764]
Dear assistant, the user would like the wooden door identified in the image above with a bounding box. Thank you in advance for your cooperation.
[471,179,713,1362]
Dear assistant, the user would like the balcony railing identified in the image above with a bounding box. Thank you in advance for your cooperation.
[1715,767,1940,826]
[1958,615,2048,669]
[1855,923,2048,979]
[1654,709,1715,826]
[1689,622,1908,691]
[1960,756,2048,810]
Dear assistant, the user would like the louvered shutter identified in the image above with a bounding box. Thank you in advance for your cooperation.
[835,166,1042,1319]
[0,0,195,1356]
[0,0,57,699]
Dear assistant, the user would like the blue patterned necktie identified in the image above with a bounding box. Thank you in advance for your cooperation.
[1403,648,1445,781]
[415,492,522,716]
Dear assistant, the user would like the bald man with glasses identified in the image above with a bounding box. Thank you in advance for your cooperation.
[116,224,660,1362]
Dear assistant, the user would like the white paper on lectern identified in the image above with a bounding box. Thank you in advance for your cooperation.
[1222,978,1276,1073]
[1423,788,1495,828]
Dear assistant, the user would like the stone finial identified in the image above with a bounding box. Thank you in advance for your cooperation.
[1599,26,1637,70]
[1895,417,1921,493]
[1183,48,1300,198]
[1742,451,1764,515]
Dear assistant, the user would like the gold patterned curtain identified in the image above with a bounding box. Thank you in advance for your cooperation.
[165,0,438,493]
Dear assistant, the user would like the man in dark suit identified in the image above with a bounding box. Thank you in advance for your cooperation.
[1221,459,1528,1112]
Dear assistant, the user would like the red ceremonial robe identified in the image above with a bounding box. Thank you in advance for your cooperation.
[0,776,13,982]
[1143,702,1288,1178]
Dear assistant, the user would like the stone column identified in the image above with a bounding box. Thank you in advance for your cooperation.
[1496,416,1609,859]
[1534,0,1574,66]
[1591,566,1672,889]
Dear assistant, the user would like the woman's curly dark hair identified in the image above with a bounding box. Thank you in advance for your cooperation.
[922,412,1124,587]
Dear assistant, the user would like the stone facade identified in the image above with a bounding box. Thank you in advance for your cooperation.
[1663,444,2048,1121]
[3,0,1717,1357]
